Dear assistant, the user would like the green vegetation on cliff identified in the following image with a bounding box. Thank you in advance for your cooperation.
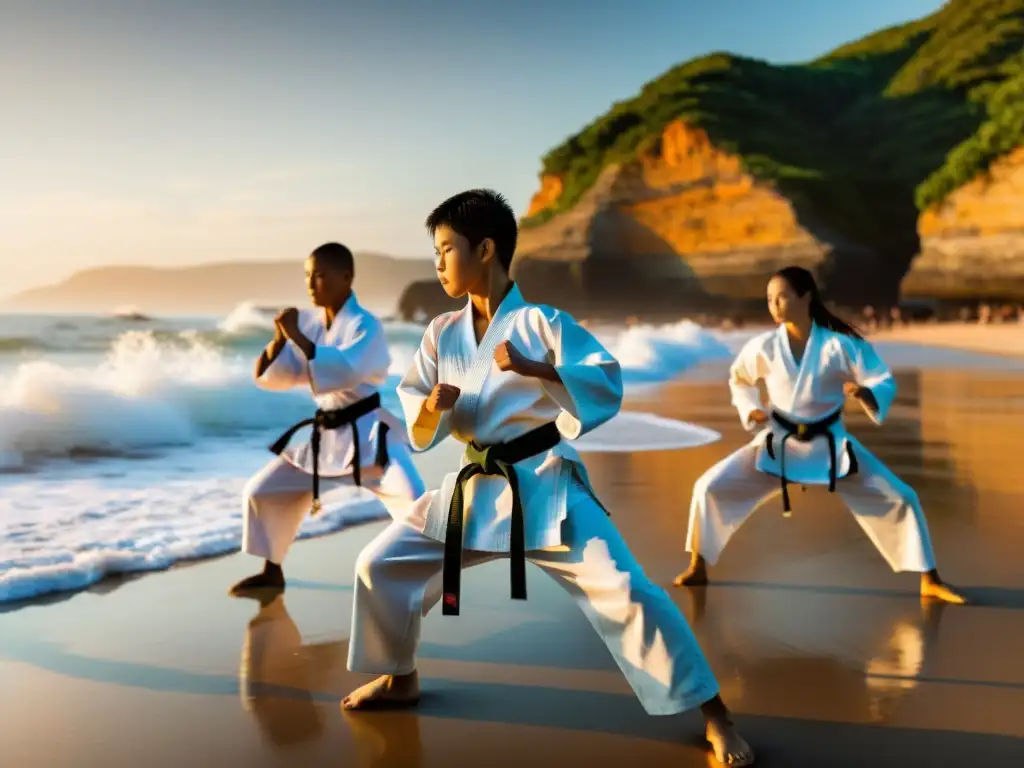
[525,0,1024,235]
[916,52,1024,208]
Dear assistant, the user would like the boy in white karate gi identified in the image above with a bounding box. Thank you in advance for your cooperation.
[341,190,754,767]
[230,243,426,594]
[674,266,965,606]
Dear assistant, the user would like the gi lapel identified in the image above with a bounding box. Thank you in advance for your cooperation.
[790,322,820,397]
[450,284,526,433]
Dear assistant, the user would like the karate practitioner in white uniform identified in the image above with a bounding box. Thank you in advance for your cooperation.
[230,243,426,594]
[340,190,755,767]
[674,266,966,605]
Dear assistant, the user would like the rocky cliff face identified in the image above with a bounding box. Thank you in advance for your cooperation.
[903,147,1024,299]
[515,121,868,313]
[516,0,1024,309]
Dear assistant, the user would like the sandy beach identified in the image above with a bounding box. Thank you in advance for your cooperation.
[871,322,1024,358]
[2,353,1024,767]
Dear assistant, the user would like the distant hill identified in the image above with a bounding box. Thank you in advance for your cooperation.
[516,0,1024,306]
[3,253,436,315]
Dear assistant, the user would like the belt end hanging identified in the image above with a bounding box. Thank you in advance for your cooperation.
[781,483,793,518]
[442,592,460,616]
[510,555,528,601]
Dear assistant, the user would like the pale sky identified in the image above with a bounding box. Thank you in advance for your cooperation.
[0,0,945,297]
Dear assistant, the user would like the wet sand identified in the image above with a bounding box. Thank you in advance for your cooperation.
[2,355,1024,766]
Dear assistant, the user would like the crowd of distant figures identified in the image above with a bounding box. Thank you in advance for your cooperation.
[852,302,1024,332]
[599,301,1024,333]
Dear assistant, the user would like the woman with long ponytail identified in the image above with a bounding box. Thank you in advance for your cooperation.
[675,266,966,605]
[776,265,864,339]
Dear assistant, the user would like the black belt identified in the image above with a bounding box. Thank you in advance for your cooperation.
[268,392,390,514]
[764,409,857,515]
[442,421,562,617]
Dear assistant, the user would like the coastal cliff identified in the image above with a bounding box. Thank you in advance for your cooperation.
[516,0,1024,307]
[515,120,855,314]
[905,147,1024,298]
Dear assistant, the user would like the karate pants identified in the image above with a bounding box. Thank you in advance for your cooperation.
[347,480,722,716]
[685,435,937,572]
[241,442,426,565]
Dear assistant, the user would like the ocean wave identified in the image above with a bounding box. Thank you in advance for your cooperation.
[0,306,736,605]
[598,319,734,382]
[0,331,312,470]
[0,469,391,604]
[218,301,278,335]
[0,302,429,358]
[0,311,731,470]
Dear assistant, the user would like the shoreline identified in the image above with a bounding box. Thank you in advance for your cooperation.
[2,326,1023,612]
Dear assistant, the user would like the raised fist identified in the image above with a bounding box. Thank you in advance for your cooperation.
[426,383,461,413]
[494,341,528,374]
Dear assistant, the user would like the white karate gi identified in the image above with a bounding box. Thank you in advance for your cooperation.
[243,294,426,565]
[686,322,937,572]
[347,284,721,716]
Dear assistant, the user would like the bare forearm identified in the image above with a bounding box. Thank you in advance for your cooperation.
[292,334,316,360]
[255,337,286,378]
[517,360,562,383]
[279,326,316,360]
[858,388,879,413]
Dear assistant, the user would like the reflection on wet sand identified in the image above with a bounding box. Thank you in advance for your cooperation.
[238,592,426,765]
[238,593,335,747]
[344,712,424,768]
[682,585,948,725]
[917,370,1024,500]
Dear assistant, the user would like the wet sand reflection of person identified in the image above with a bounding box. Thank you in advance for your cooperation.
[343,712,425,768]
[238,593,333,748]
[682,586,948,725]
[238,593,426,763]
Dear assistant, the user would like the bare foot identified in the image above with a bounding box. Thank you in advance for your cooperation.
[673,558,708,587]
[229,573,285,594]
[230,562,285,596]
[706,717,755,766]
[920,575,967,605]
[342,672,420,711]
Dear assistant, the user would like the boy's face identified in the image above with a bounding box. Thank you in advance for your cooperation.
[305,254,352,307]
[433,224,491,298]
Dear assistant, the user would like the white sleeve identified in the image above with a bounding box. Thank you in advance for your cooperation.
[728,337,766,431]
[847,336,897,425]
[396,314,454,451]
[306,316,390,395]
[255,342,308,391]
[533,307,623,440]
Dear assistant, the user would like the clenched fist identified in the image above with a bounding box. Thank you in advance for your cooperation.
[843,381,866,400]
[275,307,300,339]
[494,341,529,374]
[426,383,461,413]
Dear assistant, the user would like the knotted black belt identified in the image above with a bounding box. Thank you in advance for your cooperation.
[764,408,857,516]
[442,421,562,617]
[268,392,389,514]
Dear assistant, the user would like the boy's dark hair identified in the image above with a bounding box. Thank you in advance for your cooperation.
[311,242,354,274]
[425,189,518,273]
